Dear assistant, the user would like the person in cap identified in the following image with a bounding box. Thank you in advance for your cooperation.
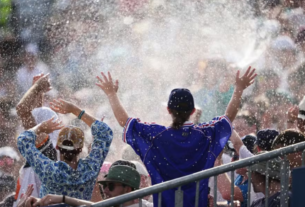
[25,162,152,207]
[249,153,291,207]
[0,147,20,203]
[287,96,305,133]
[95,67,256,207]
[272,129,305,169]
[17,93,113,200]
[14,74,59,206]
[256,129,279,151]
[215,131,263,207]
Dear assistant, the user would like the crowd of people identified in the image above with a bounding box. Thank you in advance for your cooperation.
[1,0,305,207]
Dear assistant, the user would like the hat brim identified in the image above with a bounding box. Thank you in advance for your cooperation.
[98,178,139,190]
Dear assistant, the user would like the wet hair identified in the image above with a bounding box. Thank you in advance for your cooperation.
[58,140,81,162]
[169,108,193,129]
[272,129,305,149]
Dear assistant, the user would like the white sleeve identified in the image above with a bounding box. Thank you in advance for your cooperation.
[239,145,254,159]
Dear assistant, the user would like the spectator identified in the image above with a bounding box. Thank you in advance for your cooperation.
[96,67,256,207]
[14,74,59,206]
[272,129,305,169]
[17,98,113,200]
[256,129,279,151]
[249,155,291,207]
[25,162,153,207]
[215,131,264,207]
[0,147,20,202]
[16,43,49,96]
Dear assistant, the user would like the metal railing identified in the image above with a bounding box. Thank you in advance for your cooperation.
[92,141,305,207]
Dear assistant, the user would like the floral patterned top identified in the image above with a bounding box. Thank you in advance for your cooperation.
[17,120,113,200]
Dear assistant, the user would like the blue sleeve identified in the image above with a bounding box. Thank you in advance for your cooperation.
[197,115,232,158]
[122,118,166,158]
[17,130,57,181]
[81,120,113,172]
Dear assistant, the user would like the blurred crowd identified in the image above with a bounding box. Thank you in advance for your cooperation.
[2,0,305,207]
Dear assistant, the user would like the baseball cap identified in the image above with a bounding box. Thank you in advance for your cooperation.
[298,96,305,120]
[249,152,281,180]
[241,135,257,153]
[56,126,84,150]
[257,129,279,151]
[168,88,195,111]
[98,165,140,190]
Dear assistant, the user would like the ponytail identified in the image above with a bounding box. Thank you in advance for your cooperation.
[169,109,193,129]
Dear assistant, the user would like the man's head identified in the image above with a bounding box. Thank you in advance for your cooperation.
[56,126,84,162]
[272,129,305,168]
[98,163,140,199]
[249,154,281,193]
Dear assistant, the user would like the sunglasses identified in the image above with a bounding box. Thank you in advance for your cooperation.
[100,182,126,192]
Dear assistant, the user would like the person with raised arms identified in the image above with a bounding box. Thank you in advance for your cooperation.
[95,67,256,207]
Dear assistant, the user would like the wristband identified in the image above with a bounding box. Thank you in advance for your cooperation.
[63,195,65,203]
[78,110,85,119]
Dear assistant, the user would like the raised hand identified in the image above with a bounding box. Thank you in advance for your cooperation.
[96,72,119,96]
[17,184,34,207]
[34,73,51,93]
[50,99,76,114]
[36,116,64,135]
[235,66,257,90]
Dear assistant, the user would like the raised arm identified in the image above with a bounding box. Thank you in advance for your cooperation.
[50,99,97,127]
[230,130,244,154]
[225,66,256,122]
[16,74,51,129]
[287,105,298,129]
[96,72,128,127]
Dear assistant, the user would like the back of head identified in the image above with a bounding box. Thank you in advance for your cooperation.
[167,88,194,129]
[257,129,279,151]
[56,126,84,162]
[272,129,305,149]
[241,135,257,153]
[32,107,59,147]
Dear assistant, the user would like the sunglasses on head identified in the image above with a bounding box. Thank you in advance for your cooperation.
[100,182,126,192]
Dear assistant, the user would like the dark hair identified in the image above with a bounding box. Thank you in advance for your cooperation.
[58,140,81,162]
[272,129,305,149]
[169,108,193,129]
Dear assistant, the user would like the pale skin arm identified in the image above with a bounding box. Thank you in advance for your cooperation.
[50,99,97,127]
[214,152,244,202]
[96,72,128,127]
[225,66,256,122]
[230,130,244,154]
[30,194,94,207]
[16,74,51,130]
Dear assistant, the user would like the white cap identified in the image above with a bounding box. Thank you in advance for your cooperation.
[130,161,149,176]
[299,96,305,120]
[0,147,20,161]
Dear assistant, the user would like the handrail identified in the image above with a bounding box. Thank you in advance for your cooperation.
[92,141,305,207]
